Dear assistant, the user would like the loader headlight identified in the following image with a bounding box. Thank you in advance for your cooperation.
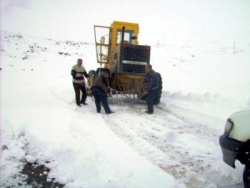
[224,118,234,136]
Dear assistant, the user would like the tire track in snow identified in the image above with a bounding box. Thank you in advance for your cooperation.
[103,106,218,187]
[154,103,242,188]
[156,102,225,144]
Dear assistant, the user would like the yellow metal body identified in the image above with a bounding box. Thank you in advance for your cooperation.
[93,21,150,98]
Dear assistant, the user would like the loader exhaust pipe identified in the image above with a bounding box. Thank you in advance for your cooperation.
[121,26,125,44]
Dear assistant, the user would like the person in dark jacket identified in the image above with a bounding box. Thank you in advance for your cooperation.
[143,64,160,114]
[71,58,89,107]
[91,71,114,114]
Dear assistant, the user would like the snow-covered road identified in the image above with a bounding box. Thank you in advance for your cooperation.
[1,31,249,188]
[91,95,243,188]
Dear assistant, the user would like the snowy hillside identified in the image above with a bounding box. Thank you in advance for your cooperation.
[1,27,249,188]
[1,0,250,187]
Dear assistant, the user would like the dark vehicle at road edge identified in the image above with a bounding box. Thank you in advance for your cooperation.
[219,107,250,188]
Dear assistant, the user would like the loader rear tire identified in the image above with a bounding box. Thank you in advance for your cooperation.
[87,70,96,87]
[154,73,162,105]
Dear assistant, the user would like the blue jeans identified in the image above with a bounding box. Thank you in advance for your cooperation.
[91,86,111,114]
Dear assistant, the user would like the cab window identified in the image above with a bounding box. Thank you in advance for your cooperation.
[116,30,134,44]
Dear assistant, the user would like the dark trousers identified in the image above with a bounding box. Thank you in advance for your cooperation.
[73,83,87,105]
[146,89,158,113]
[153,87,161,105]
[91,86,111,113]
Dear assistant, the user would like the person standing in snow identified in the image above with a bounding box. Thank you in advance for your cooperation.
[91,71,114,114]
[143,64,160,114]
[71,58,89,107]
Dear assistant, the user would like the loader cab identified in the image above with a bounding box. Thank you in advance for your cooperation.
[110,21,139,48]
[94,21,139,68]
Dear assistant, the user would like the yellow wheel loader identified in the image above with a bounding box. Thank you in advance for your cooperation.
[88,21,160,103]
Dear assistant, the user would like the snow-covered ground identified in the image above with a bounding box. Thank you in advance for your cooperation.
[1,0,250,187]
[1,29,249,187]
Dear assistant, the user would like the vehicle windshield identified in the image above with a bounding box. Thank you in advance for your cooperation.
[116,30,134,44]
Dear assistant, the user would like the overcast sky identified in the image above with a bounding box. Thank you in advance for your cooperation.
[1,0,250,43]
